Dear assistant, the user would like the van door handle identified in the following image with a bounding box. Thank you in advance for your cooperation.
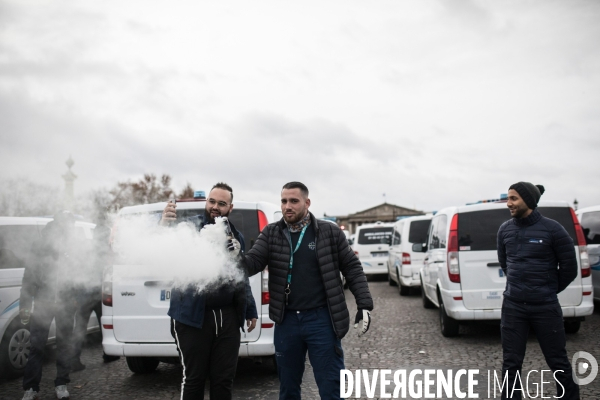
[487,262,501,267]
[144,281,174,287]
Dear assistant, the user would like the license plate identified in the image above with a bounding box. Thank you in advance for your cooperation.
[160,290,171,301]
[371,252,388,257]
[482,291,502,300]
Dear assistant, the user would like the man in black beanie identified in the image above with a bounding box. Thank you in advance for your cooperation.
[497,182,579,399]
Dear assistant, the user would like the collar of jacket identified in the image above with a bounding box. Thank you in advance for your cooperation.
[277,212,320,233]
[514,208,542,227]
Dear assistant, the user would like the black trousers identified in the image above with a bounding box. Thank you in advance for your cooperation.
[501,299,579,400]
[72,296,102,361]
[170,306,241,400]
[23,301,77,391]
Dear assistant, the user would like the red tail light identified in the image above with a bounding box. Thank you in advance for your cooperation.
[261,267,270,305]
[570,208,591,278]
[354,251,359,256]
[258,210,269,232]
[402,253,411,265]
[102,324,113,329]
[261,323,274,328]
[102,293,113,307]
[570,208,587,246]
[102,266,113,307]
[447,214,460,283]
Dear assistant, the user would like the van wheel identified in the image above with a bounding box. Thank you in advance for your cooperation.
[421,279,435,309]
[564,320,581,334]
[126,356,159,374]
[0,319,30,378]
[439,299,459,337]
[388,271,397,286]
[399,283,410,296]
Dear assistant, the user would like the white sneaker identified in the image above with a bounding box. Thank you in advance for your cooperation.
[55,385,70,399]
[22,388,39,400]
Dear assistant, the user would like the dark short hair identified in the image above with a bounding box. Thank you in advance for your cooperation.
[282,181,309,198]
[211,182,233,202]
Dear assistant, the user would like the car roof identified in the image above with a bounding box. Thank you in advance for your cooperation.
[392,214,433,228]
[118,200,261,215]
[576,205,600,214]
[435,200,571,216]
[356,221,395,230]
[0,216,95,228]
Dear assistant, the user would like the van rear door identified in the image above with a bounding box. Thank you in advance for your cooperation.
[111,205,263,344]
[458,206,583,310]
[458,208,515,310]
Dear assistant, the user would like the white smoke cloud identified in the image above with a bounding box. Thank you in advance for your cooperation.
[111,214,243,292]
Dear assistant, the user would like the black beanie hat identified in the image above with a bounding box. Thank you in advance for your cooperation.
[509,182,545,209]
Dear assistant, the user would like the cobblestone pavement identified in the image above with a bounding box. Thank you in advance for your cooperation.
[1,279,599,399]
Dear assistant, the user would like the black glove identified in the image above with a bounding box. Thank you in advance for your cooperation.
[354,309,371,337]
[227,238,241,256]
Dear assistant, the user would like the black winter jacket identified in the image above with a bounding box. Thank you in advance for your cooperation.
[497,209,578,304]
[243,213,373,339]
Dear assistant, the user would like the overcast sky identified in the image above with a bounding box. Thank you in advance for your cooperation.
[1,0,599,218]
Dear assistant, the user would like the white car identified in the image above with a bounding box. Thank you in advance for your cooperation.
[101,199,280,373]
[0,217,97,377]
[576,205,600,302]
[387,215,432,295]
[417,201,594,337]
[352,222,394,275]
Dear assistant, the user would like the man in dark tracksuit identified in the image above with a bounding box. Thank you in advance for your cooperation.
[243,181,373,400]
[161,183,258,400]
[20,211,88,400]
[497,182,579,400]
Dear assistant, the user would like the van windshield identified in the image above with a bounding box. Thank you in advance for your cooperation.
[457,207,577,251]
[357,227,393,245]
[408,220,431,244]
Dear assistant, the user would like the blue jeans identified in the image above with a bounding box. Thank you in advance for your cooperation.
[274,307,345,400]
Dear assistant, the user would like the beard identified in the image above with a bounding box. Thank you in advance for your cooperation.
[283,210,307,225]
[204,208,229,225]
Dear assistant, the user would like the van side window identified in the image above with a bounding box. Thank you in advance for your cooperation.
[581,211,600,245]
[392,229,401,246]
[429,215,448,249]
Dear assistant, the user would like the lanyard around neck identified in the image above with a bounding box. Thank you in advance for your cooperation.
[287,225,308,285]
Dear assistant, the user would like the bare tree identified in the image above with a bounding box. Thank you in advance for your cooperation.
[109,174,174,209]
[178,182,195,199]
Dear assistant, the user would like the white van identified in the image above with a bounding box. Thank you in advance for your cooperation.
[417,201,594,337]
[0,217,97,377]
[352,222,394,275]
[387,215,432,295]
[576,205,600,302]
[101,199,280,373]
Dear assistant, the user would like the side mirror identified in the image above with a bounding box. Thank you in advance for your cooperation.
[412,243,427,253]
[348,239,354,246]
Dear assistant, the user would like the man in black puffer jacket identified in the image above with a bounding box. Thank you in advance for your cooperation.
[243,181,373,400]
[497,182,579,400]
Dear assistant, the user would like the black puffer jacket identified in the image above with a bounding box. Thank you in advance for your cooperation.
[497,209,578,304]
[243,213,373,338]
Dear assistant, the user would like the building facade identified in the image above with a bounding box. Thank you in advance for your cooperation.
[335,203,424,234]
